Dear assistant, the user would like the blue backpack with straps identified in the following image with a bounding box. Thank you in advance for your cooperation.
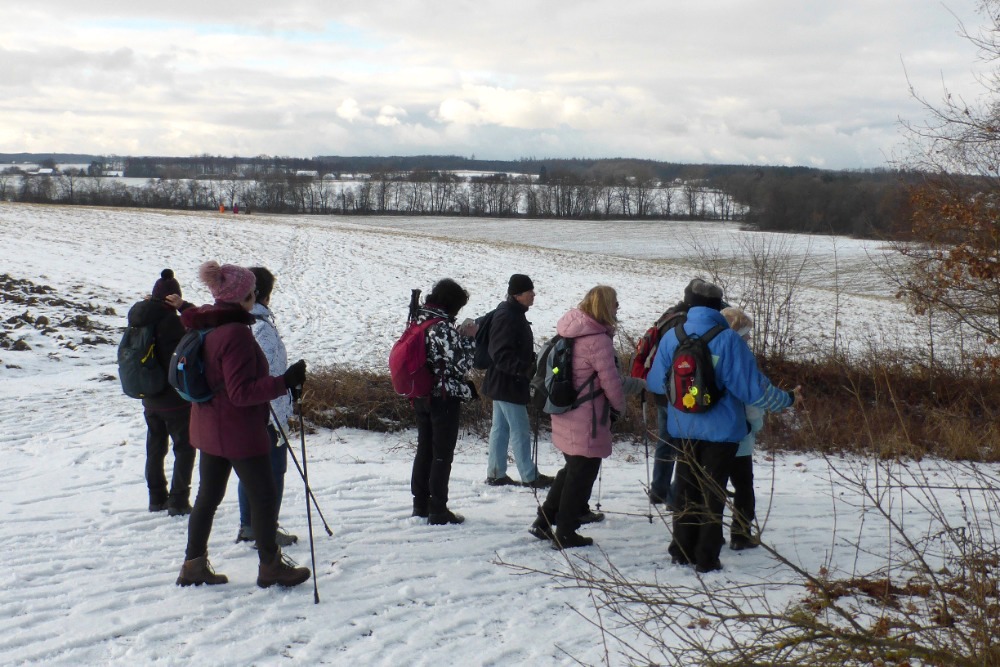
[168,328,215,403]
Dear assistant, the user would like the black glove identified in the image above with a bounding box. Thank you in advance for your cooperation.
[465,380,480,401]
[283,359,306,394]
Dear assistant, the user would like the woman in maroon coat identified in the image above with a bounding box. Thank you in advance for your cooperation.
[176,261,310,589]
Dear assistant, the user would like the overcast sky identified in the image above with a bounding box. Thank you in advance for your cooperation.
[0,1,988,169]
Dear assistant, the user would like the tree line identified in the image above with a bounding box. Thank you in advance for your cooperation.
[0,154,922,238]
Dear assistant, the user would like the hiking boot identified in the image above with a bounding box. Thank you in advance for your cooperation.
[167,502,192,517]
[428,510,465,525]
[528,518,554,541]
[235,525,255,543]
[485,475,517,487]
[695,559,723,574]
[579,510,605,524]
[176,556,228,586]
[668,542,691,565]
[149,500,169,512]
[412,499,429,518]
[522,473,554,489]
[730,535,760,551]
[552,532,594,550]
[276,527,298,547]
[257,551,311,588]
[648,491,666,505]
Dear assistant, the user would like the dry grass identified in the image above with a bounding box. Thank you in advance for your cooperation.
[761,353,1000,462]
[300,364,493,436]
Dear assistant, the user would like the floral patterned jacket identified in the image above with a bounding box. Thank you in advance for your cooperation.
[418,304,476,401]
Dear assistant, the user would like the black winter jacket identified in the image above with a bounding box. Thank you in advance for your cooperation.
[126,298,191,412]
[482,298,535,404]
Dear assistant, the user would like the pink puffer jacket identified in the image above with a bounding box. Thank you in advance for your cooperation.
[549,309,626,459]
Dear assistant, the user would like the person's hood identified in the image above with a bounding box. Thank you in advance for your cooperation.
[180,301,256,330]
[127,298,170,328]
[555,308,614,339]
[684,306,729,328]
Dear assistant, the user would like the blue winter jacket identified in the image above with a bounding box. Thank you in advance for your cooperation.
[646,307,792,443]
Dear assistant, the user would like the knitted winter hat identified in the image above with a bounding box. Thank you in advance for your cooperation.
[198,260,256,304]
[508,273,534,295]
[152,269,181,300]
[684,278,724,311]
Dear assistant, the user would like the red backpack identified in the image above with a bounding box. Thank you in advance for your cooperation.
[388,317,444,398]
[630,308,687,379]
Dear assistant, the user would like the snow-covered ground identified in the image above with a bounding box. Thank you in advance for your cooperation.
[0,203,988,665]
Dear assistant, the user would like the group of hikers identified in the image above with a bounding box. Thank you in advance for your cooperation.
[125,263,803,591]
[403,274,802,572]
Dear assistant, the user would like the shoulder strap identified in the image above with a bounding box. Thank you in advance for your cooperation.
[673,322,688,343]
[700,325,726,345]
[416,317,445,332]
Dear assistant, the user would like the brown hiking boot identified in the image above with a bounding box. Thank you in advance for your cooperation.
[176,555,228,586]
[257,551,311,589]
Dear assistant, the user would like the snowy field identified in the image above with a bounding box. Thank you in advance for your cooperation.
[0,203,988,665]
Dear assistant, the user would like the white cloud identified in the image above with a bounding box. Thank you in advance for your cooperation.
[336,98,365,123]
[375,105,406,126]
[0,1,988,168]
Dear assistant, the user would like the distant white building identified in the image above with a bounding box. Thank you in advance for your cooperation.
[295,170,319,179]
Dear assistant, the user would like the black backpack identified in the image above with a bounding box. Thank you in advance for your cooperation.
[472,309,496,370]
[168,329,215,403]
[667,323,725,413]
[117,323,167,399]
[529,335,602,415]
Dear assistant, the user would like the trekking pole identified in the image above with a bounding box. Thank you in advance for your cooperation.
[270,405,333,536]
[293,388,320,604]
[531,406,541,504]
[641,391,652,524]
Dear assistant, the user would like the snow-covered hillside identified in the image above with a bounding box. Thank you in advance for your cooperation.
[0,203,983,665]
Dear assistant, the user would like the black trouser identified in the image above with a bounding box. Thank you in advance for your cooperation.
[186,451,279,564]
[539,454,602,537]
[144,407,195,506]
[411,396,462,515]
[728,454,755,540]
[669,439,738,569]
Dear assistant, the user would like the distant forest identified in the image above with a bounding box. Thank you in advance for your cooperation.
[0,153,923,239]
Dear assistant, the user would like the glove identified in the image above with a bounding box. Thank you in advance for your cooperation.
[465,380,480,401]
[610,408,621,424]
[283,359,306,394]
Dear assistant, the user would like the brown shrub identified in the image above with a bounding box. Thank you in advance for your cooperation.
[300,365,494,436]
[762,352,1000,462]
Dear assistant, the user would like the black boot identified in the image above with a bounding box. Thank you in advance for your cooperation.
[529,516,554,541]
[428,510,465,525]
[552,531,593,550]
[412,498,429,518]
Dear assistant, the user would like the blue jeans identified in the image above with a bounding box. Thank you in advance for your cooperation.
[487,400,539,482]
[238,425,287,528]
[650,405,679,504]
